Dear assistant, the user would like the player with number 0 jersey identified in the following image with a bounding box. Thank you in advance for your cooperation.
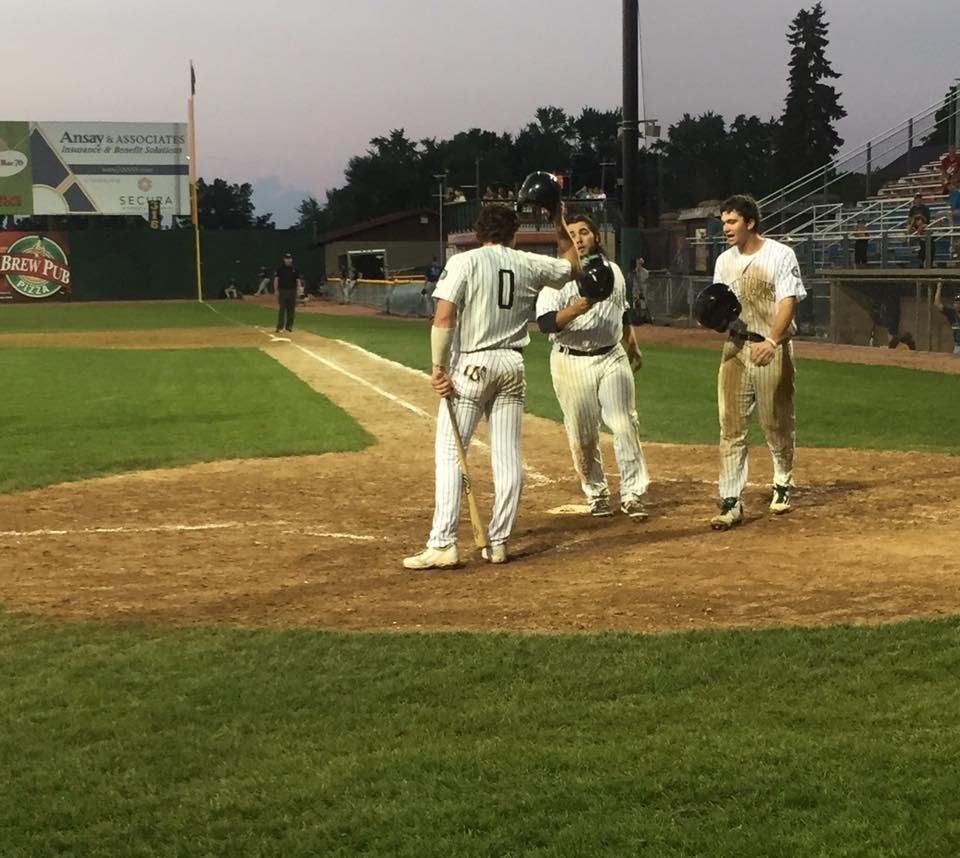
[403,202,580,569]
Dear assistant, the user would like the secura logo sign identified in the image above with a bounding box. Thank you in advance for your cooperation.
[0,234,71,299]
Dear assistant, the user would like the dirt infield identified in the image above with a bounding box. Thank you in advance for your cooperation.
[1,315,958,634]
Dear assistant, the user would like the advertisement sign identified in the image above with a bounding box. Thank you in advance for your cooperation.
[0,121,189,217]
[0,121,33,216]
[0,232,72,301]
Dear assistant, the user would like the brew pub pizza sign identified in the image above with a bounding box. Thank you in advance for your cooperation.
[0,233,71,299]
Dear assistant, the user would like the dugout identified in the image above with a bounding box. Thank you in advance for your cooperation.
[826,269,960,352]
[317,209,440,280]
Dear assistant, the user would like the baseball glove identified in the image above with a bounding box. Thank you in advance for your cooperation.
[577,255,614,302]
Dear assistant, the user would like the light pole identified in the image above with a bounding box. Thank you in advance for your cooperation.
[620,0,641,274]
[433,171,447,264]
[599,160,616,196]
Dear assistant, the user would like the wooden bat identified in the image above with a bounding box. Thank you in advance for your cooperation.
[444,397,487,551]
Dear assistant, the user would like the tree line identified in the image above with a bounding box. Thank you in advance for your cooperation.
[8,4,955,234]
[296,3,852,233]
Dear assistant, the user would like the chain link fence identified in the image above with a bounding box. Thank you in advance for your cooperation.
[642,274,833,339]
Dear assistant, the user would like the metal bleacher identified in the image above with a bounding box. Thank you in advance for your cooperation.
[687,89,960,273]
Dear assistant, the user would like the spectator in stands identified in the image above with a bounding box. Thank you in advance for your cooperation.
[940,144,960,194]
[451,189,467,203]
[853,220,870,267]
[906,194,932,266]
[482,186,495,201]
[934,282,960,355]
[949,184,960,260]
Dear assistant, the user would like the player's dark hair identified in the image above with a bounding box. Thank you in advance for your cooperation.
[721,194,762,233]
[567,214,603,256]
[475,204,519,244]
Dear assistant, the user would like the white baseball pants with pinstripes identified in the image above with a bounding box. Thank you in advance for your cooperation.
[428,349,525,550]
[717,340,796,499]
[550,344,649,504]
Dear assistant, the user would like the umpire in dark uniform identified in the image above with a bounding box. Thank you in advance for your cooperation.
[273,252,304,333]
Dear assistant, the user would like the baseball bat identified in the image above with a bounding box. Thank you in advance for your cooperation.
[444,397,488,551]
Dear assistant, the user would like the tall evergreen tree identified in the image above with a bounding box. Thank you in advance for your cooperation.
[776,2,846,183]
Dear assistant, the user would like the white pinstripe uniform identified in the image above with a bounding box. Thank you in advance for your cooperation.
[713,238,807,500]
[535,262,649,507]
[426,245,571,550]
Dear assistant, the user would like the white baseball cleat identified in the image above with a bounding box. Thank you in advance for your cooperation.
[769,485,792,515]
[710,497,743,531]
[402,544,460,570]
[481,543,508,564]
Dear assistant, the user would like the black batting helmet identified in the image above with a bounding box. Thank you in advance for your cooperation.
[517,171,562,215]
[694,282,742,332]
[577,254,615,302]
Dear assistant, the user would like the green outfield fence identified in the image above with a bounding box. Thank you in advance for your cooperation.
[1,229,325,302]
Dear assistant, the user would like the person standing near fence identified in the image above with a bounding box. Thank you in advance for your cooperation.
[273,252,303,333]
[421,257,443,318]
[709,194,807,531]
[933,282,960,355]
[254,266,271,295]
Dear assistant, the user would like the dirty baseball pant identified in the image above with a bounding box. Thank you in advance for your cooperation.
[277,289,297,330]
[717,339,796,499]
[550,344,649,504]
[428,349,525,550]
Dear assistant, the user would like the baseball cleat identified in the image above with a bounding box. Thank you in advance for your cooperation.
[769,484,792,515]
[402,544,460,570]
[481,543,509,564]
[589,497,614,517]
[620,497,649,521]
[710,497,743,531]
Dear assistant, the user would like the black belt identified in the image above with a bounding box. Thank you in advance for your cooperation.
[461,347,524,355]
[556,344,616,357]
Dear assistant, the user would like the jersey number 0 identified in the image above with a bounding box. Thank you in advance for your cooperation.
[497,269,515,309]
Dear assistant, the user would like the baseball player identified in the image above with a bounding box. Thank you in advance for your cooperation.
[403,203,580,569]
[709,194,807,530]
[535,214,650,519]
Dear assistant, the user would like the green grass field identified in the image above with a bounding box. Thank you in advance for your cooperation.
[1,301,958,855]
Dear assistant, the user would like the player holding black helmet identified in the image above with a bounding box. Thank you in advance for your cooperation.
[535,213,650,520]
[708,194,807,530]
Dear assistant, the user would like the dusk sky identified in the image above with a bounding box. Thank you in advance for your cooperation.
[8,1,957,226]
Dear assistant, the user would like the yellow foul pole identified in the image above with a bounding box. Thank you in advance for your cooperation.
[188,61,203,302]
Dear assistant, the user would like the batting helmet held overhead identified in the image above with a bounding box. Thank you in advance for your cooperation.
[517,171,563,216]
[694,282,742,332]
[577,254,615,302]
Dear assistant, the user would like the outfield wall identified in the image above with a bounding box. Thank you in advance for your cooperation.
[0,229,325,302]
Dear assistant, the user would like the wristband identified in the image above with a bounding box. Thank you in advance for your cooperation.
[764,337,778,348]
[431,325,455,368]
